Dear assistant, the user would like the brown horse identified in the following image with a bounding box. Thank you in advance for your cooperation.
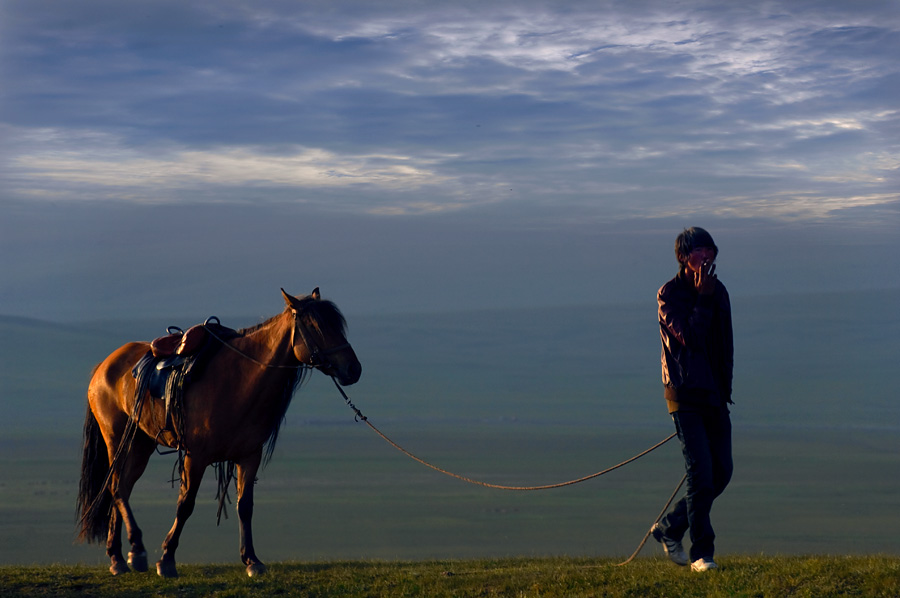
[77,288,361,578]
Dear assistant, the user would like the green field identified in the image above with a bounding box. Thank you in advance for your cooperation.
[0,290,897,568]
[2,556,899,598]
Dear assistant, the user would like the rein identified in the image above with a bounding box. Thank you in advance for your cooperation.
[205,326,307,370]
[204,309,341,371]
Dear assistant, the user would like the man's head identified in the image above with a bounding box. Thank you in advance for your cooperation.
[675,227,718,266]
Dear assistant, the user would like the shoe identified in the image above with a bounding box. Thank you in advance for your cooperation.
[691,557,718,572]
[650,523,688,566]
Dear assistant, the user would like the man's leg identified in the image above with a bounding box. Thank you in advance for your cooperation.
[672,410,717,562]
[707,407,733,499]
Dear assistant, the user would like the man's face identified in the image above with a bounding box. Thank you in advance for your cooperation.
[686,246,716,273]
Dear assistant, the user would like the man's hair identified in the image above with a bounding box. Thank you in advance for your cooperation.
[675,227,718,265]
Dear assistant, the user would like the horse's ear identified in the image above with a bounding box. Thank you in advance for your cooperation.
[311,287,320,301]
[281,288,296,308]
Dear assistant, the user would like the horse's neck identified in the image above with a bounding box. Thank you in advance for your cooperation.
[216,312,299,439]
[234,311,295,367]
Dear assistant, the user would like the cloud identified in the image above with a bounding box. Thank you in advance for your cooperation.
[12,141,446,192]
[1,0,899,226]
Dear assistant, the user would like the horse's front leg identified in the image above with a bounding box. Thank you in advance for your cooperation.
[157,455,206,578]
[236,451,266,577]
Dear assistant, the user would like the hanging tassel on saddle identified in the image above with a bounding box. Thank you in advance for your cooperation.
[131,317,228,452]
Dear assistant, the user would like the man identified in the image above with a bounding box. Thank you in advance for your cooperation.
[651,227,734,572]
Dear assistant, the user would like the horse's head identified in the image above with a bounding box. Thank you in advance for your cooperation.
[281,288,361,386]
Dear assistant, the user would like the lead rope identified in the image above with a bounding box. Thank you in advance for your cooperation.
[614,472,687,566]
[331,377,677,491]
[330,378,685,564]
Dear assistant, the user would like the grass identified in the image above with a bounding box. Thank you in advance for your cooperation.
[2,294,899,586]
[3,423,899,566]
[1,555,898,597]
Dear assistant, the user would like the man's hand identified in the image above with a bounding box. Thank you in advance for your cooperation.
[694,262,717,295]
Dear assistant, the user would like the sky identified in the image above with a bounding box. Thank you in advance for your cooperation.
[1,0,899,321]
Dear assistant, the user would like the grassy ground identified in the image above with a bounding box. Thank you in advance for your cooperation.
[4,423,898,566]
[2,293,898,571]
[2,555,898,598]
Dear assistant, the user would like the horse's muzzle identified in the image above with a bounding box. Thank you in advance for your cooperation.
[331,360,361,386]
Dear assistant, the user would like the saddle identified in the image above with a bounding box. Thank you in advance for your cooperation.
[132,316,237,447]
[150,323,210,359]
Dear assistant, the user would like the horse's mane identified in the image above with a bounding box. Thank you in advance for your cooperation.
[237,299,347,465]
[237,299,347,337]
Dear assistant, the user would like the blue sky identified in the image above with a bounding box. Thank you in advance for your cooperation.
[1,0,898,320]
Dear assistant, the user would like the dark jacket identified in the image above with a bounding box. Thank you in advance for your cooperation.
[658,269,733,412]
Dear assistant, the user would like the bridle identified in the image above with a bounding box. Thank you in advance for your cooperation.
[289,304,351,369]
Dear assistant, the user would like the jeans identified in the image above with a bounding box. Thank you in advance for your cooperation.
[659,407,732,561]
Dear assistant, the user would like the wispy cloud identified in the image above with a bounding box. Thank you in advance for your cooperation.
[2,0,898,224]
[13,141,446,192]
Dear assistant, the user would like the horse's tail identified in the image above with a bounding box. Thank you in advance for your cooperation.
[76,404,112,544]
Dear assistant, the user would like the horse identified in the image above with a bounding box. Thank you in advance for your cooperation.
[76,288,361,578]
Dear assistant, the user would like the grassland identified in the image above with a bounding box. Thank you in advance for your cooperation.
[1,290,898,568]
[2,422,898,567]
[2,555,899,597]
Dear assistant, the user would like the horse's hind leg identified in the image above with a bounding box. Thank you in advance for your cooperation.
[106,508,129,575]
[107,432,155,574]
[157,455,206,578]
[236,451,266,577]
[115,432,156,572]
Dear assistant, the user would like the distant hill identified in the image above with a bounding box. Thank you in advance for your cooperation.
[3,287,897,433]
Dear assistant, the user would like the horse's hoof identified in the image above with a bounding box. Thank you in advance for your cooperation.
[247,562,267,577]
[110,562,130,576]
[128,551,148,572]
[156,559,178,578]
